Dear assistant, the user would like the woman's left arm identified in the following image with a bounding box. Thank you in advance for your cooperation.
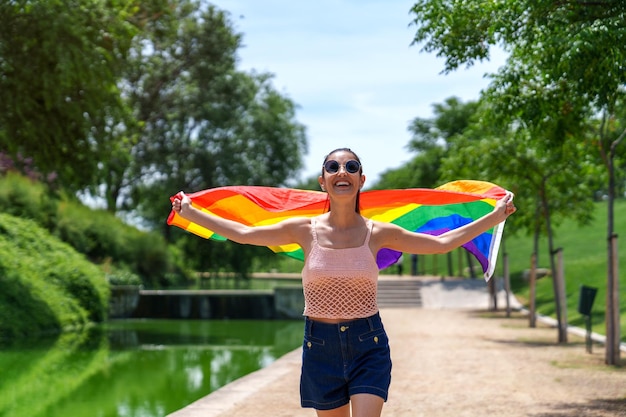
[374,193,516,255]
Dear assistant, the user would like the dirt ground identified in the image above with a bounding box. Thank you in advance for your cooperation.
[380,308,626,417]
[170,307,626,417]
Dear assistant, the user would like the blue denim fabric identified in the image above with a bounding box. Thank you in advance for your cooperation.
[300,312,392,410]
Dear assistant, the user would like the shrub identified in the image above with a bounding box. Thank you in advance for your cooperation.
[0,172,57,227]
[103,263,143,286]
[0,173,187,289]
[0,214,109,339]
[55,202,126,262]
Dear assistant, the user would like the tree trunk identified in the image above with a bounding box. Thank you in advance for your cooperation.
[529,252,537,328]
[541,183,567,343]
[605,134,622,365]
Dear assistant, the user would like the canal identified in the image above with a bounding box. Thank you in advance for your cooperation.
[0,318,304,417]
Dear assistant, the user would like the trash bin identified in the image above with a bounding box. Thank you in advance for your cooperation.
[577,285,597,316]
[577,285,598,354]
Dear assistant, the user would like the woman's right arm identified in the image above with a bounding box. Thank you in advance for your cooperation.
[172,192,307,247]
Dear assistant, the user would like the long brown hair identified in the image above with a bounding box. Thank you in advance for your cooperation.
[321,148,363,213]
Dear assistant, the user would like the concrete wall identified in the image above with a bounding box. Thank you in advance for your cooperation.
[111,287,304,320]
[273,286,304,319]
[109,285,141,319]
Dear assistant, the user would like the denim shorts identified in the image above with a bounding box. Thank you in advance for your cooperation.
[300,312,392,410]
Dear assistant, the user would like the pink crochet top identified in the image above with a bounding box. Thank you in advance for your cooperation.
[301,217,379,319]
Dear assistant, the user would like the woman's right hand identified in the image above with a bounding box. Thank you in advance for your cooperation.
[171,191,191,214]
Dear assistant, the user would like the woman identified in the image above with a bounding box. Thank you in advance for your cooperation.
[171,147,516,417]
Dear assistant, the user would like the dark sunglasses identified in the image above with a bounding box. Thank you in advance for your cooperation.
[323,159,361,174]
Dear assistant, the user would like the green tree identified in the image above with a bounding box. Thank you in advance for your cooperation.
[441,99,601,341]
[93,2,307,275]
[91,3,307,217]
[410,0,626,362]
[0,0,165,191]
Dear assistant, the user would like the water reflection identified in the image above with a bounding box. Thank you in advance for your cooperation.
[0,319,303,417]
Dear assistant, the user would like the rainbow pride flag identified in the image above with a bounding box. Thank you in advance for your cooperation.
[167,180,510,280]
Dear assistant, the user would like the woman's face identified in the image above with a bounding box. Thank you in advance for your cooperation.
[319,150,365,195]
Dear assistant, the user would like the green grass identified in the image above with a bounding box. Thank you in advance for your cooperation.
[505,199,626,342]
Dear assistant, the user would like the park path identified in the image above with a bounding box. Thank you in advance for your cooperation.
[169,278,626,417]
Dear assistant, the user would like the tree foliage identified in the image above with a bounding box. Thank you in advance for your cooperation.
[95,2,308,227]
[409,0,626,231]
[441,102,600,239]
[410,0,626,178]
[0,0,165,190]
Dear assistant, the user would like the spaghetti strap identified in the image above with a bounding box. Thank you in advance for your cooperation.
[310,217,319,243]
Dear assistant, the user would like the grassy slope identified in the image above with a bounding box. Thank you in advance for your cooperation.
[505,199,625,340]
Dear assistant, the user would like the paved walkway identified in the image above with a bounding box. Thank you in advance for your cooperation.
[169,278,626,417]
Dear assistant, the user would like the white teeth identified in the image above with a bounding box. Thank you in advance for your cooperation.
[335,181,350,186]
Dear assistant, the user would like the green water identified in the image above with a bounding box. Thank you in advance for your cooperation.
[0,319,304,417]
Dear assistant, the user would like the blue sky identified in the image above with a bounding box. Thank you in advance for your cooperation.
[211,0,507,186]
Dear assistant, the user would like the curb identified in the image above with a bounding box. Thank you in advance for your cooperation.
[517,308,626,353]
